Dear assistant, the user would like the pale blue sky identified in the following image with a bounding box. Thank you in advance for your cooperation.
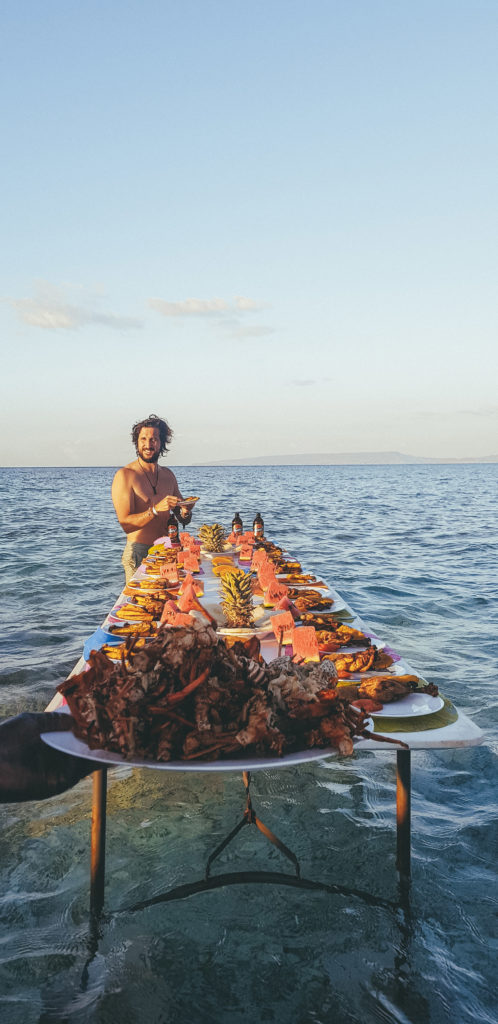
[2,0,497,465]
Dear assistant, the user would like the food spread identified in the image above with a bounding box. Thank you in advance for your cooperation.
[59,520,440,763]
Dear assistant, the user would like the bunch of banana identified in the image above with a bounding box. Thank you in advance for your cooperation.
[220,569,254,628]
[101,643,126,661]
[113,604,154,621]
[125,579,170,592]
[124,584,168,600]
[108,622,155,636]
[199,523,227,552]
[101,638,149,661]
[132,594,165,616]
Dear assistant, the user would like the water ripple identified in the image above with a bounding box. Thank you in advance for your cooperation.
[0,464,497,1023]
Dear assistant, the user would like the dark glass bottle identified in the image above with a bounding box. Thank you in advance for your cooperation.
[166,512,180,543]
[253,512,264,539]
[232,512,243,536]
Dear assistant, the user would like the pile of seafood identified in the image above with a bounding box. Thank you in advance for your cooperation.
[58,622,390,762]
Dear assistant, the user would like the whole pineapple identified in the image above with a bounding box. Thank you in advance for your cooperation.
[220,569,254,628]
[199,523,227,552]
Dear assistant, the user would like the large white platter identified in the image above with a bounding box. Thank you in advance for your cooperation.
[200,544,235,559]
[371,692,444,718]
[40,729,359,772]
[276,576,330,590]
[216,626,274,639]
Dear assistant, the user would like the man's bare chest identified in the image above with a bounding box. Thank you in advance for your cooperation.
[131,469,176,509]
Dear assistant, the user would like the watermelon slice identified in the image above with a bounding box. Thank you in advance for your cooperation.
[177,583,198,613]
[275,595,301,620]
[163,612,194,628]
[160,563,180,583]
[179,572,204,596]
[258,563,277,588]
[184,553,200,573]
[270,611,295,645]
[251,548,270,570]
[291,626,320,663]
[238,531,255,545]
[238,544,254,562]
[159,600,192,628]
[263,580,289,607]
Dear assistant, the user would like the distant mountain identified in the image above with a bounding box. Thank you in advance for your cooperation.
[196,451,498,466]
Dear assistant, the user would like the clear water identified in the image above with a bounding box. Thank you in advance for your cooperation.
[0,465,497,1024]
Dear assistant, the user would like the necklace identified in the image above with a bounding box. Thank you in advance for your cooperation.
[139,459,159,495]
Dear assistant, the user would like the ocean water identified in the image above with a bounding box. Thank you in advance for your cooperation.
[0,464,497,1024]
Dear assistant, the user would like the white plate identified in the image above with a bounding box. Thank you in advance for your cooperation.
[178,496,200,508]
[298,599,349,615]
[106,612,156,626]
[216,626,273,639]
[371,692,444,718]
[201,544,235,559]
[125,583,173,594]
[276,576,330,590]
[40,729,363,772]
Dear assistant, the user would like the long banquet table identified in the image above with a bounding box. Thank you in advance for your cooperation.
[44,538,483,914]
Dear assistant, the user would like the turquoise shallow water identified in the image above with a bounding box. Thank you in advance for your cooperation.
[0,464,497,1023]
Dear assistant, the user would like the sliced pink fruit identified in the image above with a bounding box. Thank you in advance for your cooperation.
[177,584,197,612]
[270,611,294,645]
[160,563,180,583]
[238,544,254,562]
[184,553,200,573]
[275,595,301,619]
[179,572,204,596]
[291,626,320,663]
[258,563,277,588]
[263,580,289,607]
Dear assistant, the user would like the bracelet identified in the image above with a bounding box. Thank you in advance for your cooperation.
[151,505,158,517]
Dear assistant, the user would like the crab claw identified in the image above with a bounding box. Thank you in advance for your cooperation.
[166,667,210,705]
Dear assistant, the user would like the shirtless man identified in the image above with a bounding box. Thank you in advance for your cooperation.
[112,413,192,582]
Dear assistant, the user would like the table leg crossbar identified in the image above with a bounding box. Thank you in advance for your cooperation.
[205,770,300,879]
[89,754,412,916]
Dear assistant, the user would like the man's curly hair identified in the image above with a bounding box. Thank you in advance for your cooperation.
[131,414,173,456]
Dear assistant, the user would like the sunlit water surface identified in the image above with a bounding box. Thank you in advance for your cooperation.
[0,465,497,1023]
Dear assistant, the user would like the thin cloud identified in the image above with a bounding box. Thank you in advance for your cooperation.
[149,297,230,317]
[149,295,269,318]
[217,319,275,339]
[234,296,267,311]
[459,406,498,417]
[229,325,276,339]
[291,378,331,386]
[6,283,143,331]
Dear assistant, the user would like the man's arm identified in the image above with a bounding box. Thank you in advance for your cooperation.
[111,469,179,533]
[165,472,193,526]
[0,713,94,802]
[168,477,193,527]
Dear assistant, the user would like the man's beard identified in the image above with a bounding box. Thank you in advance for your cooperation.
[138,451,160,464]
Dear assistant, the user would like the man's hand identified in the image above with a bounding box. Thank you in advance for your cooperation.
[154,494,180,513]
[0,712,95,803]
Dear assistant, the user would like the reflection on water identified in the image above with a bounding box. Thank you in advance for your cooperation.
[0,465,497,1023]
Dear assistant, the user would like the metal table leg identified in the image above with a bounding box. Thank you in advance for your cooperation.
[90,768,107,916]
[396,750,411,880]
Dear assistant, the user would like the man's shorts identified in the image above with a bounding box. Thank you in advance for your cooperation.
[121,541,150,583]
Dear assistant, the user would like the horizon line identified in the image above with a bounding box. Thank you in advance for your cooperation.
[1,452,497,469]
